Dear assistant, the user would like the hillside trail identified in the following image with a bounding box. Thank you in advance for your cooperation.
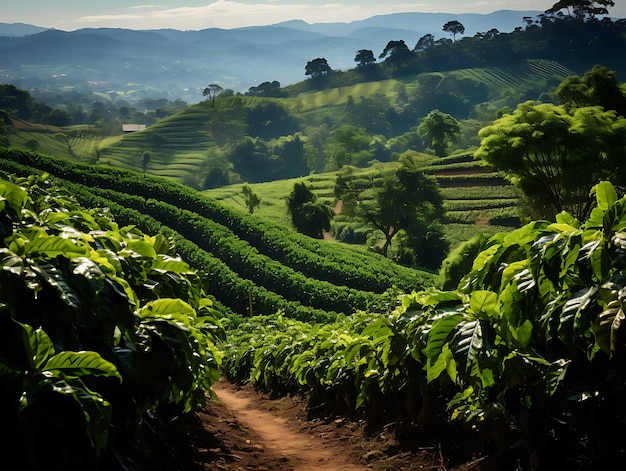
[205,379,370,470]
[196,379,480,471]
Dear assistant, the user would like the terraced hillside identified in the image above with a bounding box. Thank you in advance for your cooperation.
[208,150,520,250]
[0,149,436,323]
[3,59,570,187]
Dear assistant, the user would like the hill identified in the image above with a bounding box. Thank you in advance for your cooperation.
[0,148,437,323]
[0,10,545,101]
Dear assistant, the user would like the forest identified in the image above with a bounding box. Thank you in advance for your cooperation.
[1,1,626,470]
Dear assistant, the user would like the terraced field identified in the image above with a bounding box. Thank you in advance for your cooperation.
[208,150,520,252]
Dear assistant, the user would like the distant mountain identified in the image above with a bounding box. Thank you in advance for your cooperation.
[0,10,543,103]
[0,22,48,37]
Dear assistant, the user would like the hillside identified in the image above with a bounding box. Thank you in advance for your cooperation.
[0,10,545,100]
[0,148,437,323]
[3,59,575,183]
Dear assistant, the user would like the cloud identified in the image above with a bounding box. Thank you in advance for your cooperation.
[74,1,434,29]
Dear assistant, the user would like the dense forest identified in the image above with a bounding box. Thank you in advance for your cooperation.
[2,1,626,470]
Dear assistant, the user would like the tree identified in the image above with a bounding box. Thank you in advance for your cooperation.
[546,0,615,19]
[379,40,413,65]
[246,81,285,98]
[305,58,332,79]
[335,155,445,259]
[326,125,372,168]
[242,184,261,214]
[418,110,460,156]
[475,101,626,220]
[414,34,435,52]
[442,20,465,41]
[286,182,333,238]
[142,152,150,173]
[202,83,223,107]
[557,65,626,116]
[354,49,376,68]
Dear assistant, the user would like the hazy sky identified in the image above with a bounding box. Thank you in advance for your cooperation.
[5,1,624,31]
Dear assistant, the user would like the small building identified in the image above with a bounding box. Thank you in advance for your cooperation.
[122,124,146,133]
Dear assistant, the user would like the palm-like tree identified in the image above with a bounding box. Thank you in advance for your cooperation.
[418,110,460,157]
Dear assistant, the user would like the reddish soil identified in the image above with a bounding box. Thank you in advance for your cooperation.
[191,380,487,471]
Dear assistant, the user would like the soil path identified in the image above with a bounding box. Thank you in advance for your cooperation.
[211,380,368,471]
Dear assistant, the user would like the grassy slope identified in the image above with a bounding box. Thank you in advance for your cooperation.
[3,59,560,260]
[0,149,437,322]
[207,150,520,250]
[5,59,572,185]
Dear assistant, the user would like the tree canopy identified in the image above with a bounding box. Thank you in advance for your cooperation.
[475,101,626,220]
[287,182,334,238]
[335,156,446,262]
[546,0,615,19]
[305,58,332,79]
[418,110,460,157]
[557,64,626,116]
[354,49,376,67]
[442,20,465,41]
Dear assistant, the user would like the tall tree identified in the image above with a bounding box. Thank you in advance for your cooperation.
[414,34,435,52]
[546,0,615,19]
[202,84,223,107]
[354,49,376,67]
[418,110,460,157]
[287,182,333,238]
[475,101,626,220]
[242,184,261,214]
[335,156,445,259]
[379,40,413,63]
[442,20,465,41]
[305,58,332,79]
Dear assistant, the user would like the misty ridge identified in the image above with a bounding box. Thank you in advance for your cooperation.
[0,10,542,102]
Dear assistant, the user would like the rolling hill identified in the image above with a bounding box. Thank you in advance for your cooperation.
[0,10,545,101]
[0,148,438,322]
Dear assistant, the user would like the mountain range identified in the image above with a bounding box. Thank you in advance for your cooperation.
[0,10,542,103]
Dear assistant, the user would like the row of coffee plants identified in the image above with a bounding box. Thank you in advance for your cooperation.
[0,174,224,471]
[0,156,340,322]
[88,187,380,314]
[223,181,626,469]
[76,185,376,317]
[0,149,435,293]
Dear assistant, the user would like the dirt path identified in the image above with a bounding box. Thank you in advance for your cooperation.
[194,380,480,471]
[211,381,366,471]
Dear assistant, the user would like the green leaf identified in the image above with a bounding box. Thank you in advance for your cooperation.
[558,287,598,345]
[427,343,456,383]
[469,290,498,318]
[453,319,483,374]
[0,180,28,216]
[593,181,617,211]
[593,301,625,357]
[424,311,464,366]
[25,235,89,258]
[510,319,533,347]
[45,351,122,381]
[546,359,570,396]
[21,324,55,371]
[124,239,158,259]
[152,255,192,274]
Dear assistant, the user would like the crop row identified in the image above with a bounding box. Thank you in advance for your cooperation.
[0,157,335,321]
[83,186,381,315]
[68,185,338,323]
[0,149,435,293]
[223,183,626,465]
[0,174,224,469]
[444,198,518,211]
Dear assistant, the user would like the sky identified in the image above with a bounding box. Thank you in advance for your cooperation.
[5,0,625,31]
